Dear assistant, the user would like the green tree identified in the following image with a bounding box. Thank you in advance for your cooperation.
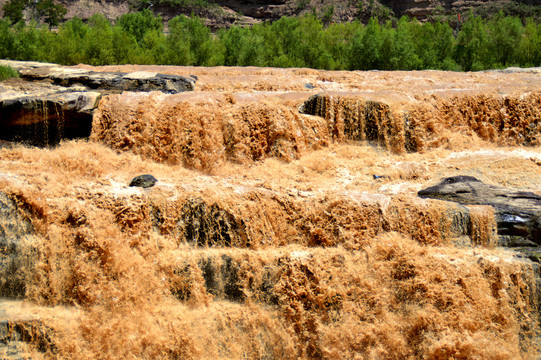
[518,18,541,67]
[349,17,383,70]
[84,14,114,65]
[54,17,89,64]
[117,9,163,44]
[488,12,523,67]
[320,21,361,70]
[455,13,491,70]
[432,20,457,69]
[13,21,47,61]
[166,15,222,66]
[36,0,66,28]
[2,0,28,24]
[0,19,17,58]
[389,17,421,70]
[219,25,247,66]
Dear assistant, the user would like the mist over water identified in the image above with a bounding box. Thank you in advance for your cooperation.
[0,65,540,359]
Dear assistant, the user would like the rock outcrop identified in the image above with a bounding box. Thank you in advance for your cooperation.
[19,67,195,94]
[0,61,196,147]
[0,90,100,147]
[418,176,541,246]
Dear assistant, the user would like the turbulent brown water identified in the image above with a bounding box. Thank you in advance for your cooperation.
[0,66,540,359]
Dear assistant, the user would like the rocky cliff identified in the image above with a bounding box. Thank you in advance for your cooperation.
[1,0,539,28]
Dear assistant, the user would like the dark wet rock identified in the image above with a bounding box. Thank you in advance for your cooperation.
[0,91,99,147]
[0,300,56,357]
[169,253,280,304]
[129,174,158,188]
[299,94,407,150]
[19,67,195,94]
[179,197,250,247]
[0,193,37,298]
[418,176,541,245]
[200,255,245,302]
[0,60,196,147]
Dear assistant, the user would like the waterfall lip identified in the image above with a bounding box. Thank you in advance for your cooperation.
[442,149,541,162]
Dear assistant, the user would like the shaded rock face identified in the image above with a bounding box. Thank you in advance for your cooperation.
[301,93,541,154]
[199,255,246,302]
[0,193,37,298]
[0,92,99,147]
[418,176,541,245]
[300,94,420,153]
[0,61,196,147]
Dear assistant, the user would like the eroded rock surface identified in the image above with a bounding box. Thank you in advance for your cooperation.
[0,60,196,147]
[1,60,196,94]
[418,176,541,245]
[0,91,100,146]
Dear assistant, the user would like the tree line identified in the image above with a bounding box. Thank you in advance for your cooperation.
[0,10,540,71]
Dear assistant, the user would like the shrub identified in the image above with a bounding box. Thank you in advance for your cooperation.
[0,64,20,81]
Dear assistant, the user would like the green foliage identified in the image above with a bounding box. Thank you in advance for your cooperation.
[117,9,163,44]
[0,19,17,58]
[2,0,28,24]
[455,13,491,71]
[53,17,90,64]
[0,64,20,81]
[167,15,220,66]
[2,0,66,27]
[84,14,115,65]
[0,11,540,71]
[154,0,215,8]
[36,0,66,28]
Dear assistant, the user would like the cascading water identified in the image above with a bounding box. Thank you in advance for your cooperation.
[0,63,539,359]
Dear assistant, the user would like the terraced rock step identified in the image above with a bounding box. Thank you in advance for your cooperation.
[0,244,537,359]
[0,60,195,147]
[160,246,541,309]
[1,60,196,94]
[0,300,68,359]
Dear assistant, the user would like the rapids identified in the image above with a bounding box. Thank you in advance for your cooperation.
[0,64,540,359]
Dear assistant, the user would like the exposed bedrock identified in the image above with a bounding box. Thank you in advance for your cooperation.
[17,64,196,94]
[72,183,499,250]
[0,61,195,147]
[418,176,541,246]
[0,91,100,147]
[179,197,250,248]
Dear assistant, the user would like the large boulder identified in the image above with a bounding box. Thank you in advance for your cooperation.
[418,176,541,245]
